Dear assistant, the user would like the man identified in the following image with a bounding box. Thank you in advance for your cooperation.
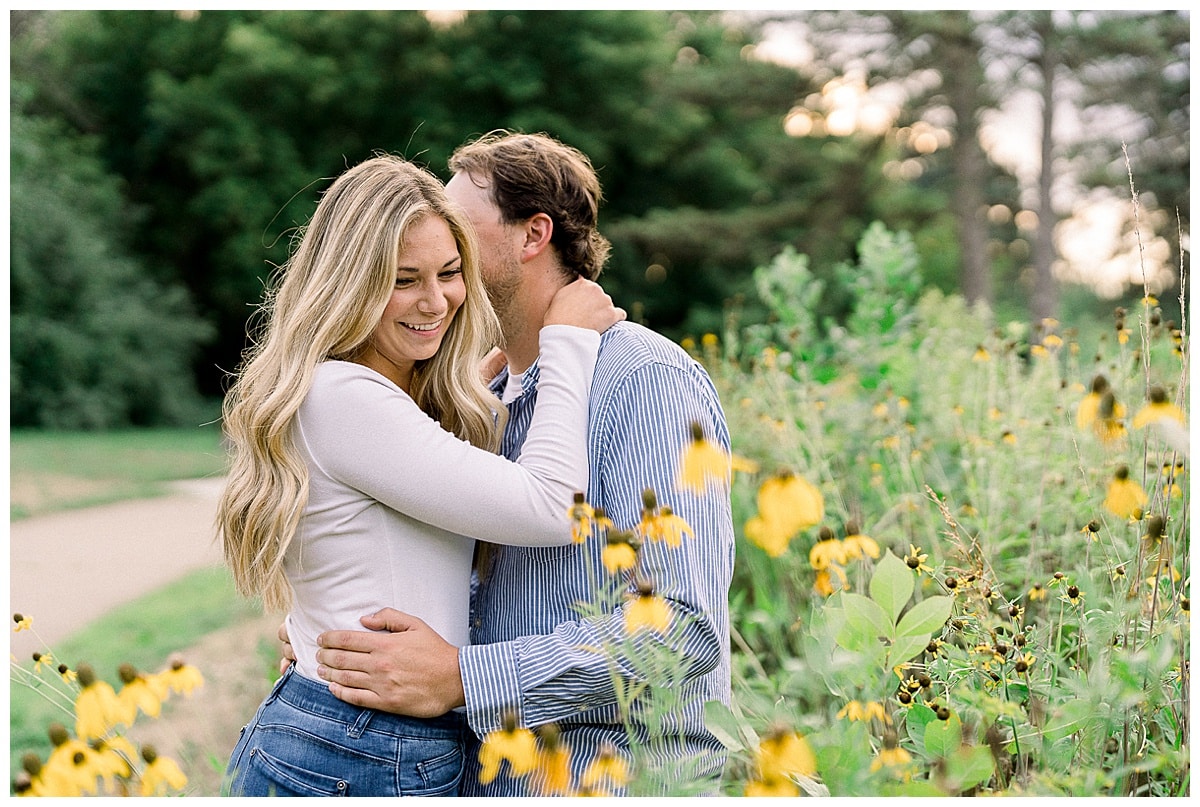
[300,131,735,795]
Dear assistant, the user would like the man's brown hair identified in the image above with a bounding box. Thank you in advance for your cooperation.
[449,130,612,281]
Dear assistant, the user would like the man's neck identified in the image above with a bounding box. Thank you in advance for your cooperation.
[501,269,570,375]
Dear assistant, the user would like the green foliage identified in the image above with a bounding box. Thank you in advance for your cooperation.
[9,95,214,428]
[706,226,1189,795]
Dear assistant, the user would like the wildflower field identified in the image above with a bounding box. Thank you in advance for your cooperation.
[698,223,1190,796]
[10,220,1189,796]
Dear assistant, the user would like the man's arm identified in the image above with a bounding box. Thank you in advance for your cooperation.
[314,361,734,731]
[457,360,735,735]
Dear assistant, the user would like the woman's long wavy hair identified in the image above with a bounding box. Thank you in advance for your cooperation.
[218,155,504,612]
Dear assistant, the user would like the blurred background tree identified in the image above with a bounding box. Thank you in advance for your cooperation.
[9,9,1188,426]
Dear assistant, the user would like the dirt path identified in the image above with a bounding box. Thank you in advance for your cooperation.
[9,479,282,795]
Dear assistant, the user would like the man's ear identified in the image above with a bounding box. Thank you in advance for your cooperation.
[520,212,554,262]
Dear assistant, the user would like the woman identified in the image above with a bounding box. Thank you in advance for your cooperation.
[220,155,623,796]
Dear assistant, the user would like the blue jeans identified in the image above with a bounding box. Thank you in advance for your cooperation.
[225,666,466,797]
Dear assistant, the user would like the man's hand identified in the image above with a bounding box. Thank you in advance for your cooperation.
[278,621,295,676]
[315,609,465,718]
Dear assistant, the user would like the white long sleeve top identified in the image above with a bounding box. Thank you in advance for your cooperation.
[283,324,598,682]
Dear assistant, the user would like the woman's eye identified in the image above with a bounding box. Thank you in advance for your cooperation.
[440,268,463,280]
[394,277,415,288]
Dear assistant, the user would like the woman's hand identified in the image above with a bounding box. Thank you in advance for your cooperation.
[544,277,626,334]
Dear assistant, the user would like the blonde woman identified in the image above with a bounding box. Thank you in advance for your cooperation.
[220,155,623,797]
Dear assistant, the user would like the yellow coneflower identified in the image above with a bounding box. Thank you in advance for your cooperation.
[74,664,126,741]
[155,655,204,697]
[756,725,817,784]
[91,736,136,791]
[1132,385,1187,429]
[567,493,595,544]
[479,712,538,784]
[1103,465,1147,519]
[601,532,638,575]
[13,613,33,632]
[625,580,671,634]
[813,565,848,597]
[579,744,628,794]
[1080,519,1101,542]
[744,472,824,558]
[870,732,913,774]
[1076,375,1109,429]
[32,651,54,675]
[58,663,78,684]
[841,522,881,562]
[533,724,573,796]
[678,422,757,494]
[1065,585,1084,606]
[116,664,162,723]
[139,745,188,796]
[1042,333,1064,350]
[904,544,930,575]
[745,776,800,796]
[809,526,847,571]
[44,723,99,796]
[837,700,891,724]
[637,489,695,548]
[973,345,990,362]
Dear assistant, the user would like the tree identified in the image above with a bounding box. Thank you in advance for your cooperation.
[10,92,213,428]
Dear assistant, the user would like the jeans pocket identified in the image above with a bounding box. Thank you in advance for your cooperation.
[407,739,464,796]
[245,746,351,796]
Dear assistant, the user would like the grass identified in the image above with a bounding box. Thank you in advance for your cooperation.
[9,426,229,520]
[9,566,260,782]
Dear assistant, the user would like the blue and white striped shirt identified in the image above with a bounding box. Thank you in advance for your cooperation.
[459,321,735,796]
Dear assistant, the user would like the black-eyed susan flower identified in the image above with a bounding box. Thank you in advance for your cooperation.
[58,663,77,684]
[1014,652,1036,674]
[1132,385,1187,429]
[904,544,930,575]
[625,579,671,634]
[745,776,800,796]
[32,651,54,675]
[756,725,817,784]
[579,744,628,795]
[841,522,880,562]
[837,700,891,724]
[1081,519,1101,542]
[1104,465,1147,519]
[637,489,695,548]
[479,712,538,784]
[813,565,848,597]
[13,613,33,632]
[155,655,204,697]
[678,422,758,494]
[744,472,824,558]
[870,730,914,774]
[601,531,638,575]
[139,745,187,796]
[533,724,573,796]
[74,664,127,741]
[44,723,99,796]
[1066,585,1084,606]
[567,493,594,544]
[809,526,847,571]
[116,664,161,722]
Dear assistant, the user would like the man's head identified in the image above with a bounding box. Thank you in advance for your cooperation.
[447,130,611,282]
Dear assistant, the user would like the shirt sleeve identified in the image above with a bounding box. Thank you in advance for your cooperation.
[298,324,598,547]
[458,360,735,733]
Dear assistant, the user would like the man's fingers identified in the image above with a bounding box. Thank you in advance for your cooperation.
[360,608,424,633]
[327,681,384,711]
[314,645,374,673]
[318,628,390,654]
[317,664,379,692]
[278,658,292,676]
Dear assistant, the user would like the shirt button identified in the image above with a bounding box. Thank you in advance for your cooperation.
[474,619,482,628]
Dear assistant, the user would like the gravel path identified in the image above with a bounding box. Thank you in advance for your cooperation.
[9,479,282,795]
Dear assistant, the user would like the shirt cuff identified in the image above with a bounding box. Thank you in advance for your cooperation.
[460,641,525,737]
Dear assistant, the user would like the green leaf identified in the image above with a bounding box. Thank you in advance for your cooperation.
[896,595,953,638]
[904,704,935,756]
[943,745,995,791]
[868,550,913,623]
[888,634,932,667]
[1042,698,1103,742]
[703,700,748,751]
[924,713,963,758]
[841,592,893,639]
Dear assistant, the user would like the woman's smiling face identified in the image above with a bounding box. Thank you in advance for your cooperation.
[359,214,466,391]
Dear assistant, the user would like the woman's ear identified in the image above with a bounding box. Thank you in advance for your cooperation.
[520,212,554,261]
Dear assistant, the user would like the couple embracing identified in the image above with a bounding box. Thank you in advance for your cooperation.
[219,130,735,797]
